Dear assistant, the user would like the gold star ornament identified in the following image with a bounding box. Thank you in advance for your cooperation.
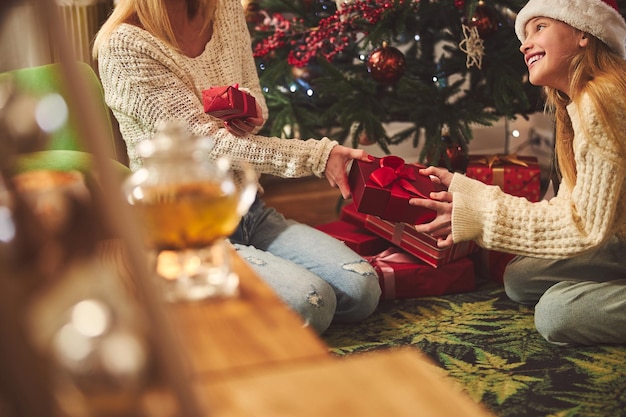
[459,24,485,69]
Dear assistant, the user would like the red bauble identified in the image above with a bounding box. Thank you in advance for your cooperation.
[468,1,499,37]
[444,141,469,172]
[426,133,468,172]
[366,43,406,85]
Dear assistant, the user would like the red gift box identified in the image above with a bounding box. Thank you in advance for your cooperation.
[202,84,257,121]
[348,156,442,224]
[315,220,389,256]
[366,247,475,300]
[466,154,541,202]
[339,202,367,227]
[364,215,477,268]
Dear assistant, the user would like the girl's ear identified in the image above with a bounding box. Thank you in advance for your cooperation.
[579,33,589,48]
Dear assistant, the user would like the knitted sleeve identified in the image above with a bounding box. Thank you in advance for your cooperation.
[96,3,335,180]
[449,95,626,258]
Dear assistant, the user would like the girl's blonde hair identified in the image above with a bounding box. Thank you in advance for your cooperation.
[544,35,626,190]
[92,0,214,59]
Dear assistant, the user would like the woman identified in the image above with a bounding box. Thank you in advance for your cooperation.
[410,0,626,346]
[92,0,381,334]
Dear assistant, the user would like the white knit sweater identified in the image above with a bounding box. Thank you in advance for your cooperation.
[96,0,336,187]
[449,93,626,259]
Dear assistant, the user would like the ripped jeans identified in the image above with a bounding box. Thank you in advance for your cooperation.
[229,196,381,334]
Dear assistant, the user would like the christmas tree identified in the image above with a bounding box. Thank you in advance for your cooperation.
[247,0,543,170]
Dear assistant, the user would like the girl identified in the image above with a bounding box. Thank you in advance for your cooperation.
[92,0,381,334]
[410,0,626,346]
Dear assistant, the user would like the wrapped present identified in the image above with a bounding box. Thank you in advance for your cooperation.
[202,84,257,120]
[315,220,389,256]
[364,215,477,268]
[466,154,541,202]
[471,248,516,284]
[339,202,367,227]
[366,247,475,300]
[348,156,442,224]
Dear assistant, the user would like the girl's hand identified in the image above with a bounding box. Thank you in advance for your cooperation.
[325,145,374,199]
[224,101,264,136]
[418,165,454,188]
[410,189,454,248]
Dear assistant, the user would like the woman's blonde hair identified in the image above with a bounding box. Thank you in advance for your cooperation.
[543,35,626,190]
[92,0,214,59]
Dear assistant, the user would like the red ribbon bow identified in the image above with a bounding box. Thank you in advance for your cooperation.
[366,247,420,300]
[369,156,430,199]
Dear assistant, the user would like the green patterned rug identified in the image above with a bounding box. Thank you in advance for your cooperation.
[323,281,626,417]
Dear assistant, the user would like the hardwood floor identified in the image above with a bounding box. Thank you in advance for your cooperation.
[259,175,345,227]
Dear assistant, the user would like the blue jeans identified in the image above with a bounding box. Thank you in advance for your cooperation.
[229,196,381,334]
[503,236,626,346]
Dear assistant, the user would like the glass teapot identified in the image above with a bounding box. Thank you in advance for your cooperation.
[123,124,256,302]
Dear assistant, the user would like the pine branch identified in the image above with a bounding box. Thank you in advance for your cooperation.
[251,0,542,162]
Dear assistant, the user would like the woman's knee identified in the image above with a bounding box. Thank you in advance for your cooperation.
[289,283,337,334]
[234,243,338,333]
[333,260,381,322]
[349,271,381,321]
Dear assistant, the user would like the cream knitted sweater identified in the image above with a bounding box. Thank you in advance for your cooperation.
[450,93,626,259]
[96,0,336,186]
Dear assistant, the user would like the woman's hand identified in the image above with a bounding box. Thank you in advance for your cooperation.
[409,166,456,248]
[325,145,373,199]
[224,101,264,136]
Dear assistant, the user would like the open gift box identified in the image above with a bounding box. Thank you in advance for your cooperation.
[202,84,257,121]
[348,156,442,224]
[364,215,478,268]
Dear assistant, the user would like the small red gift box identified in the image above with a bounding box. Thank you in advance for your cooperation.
[202,84,257,120]
[465,154,541,202]
[339,202,367,227]
[348,156,442,224]
[364,215,477,268]
[366,247,475,300]
[315,220,389,256]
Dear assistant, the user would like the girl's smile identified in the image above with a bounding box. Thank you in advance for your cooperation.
[520,17,588,95]
[526,53,544,67]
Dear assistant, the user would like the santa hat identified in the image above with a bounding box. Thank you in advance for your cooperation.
[515,0,626,59]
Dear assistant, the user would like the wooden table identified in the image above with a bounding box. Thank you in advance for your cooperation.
[164,249,496,417]
[167,251,329,380]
